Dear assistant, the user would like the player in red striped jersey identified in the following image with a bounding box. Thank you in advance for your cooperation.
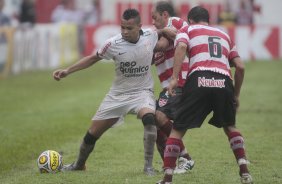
[158,6,252,184]
[151,1,194,174]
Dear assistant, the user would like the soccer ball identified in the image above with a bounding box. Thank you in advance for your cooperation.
[37,150,63,173]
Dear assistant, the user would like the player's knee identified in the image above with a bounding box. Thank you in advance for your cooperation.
[155,110,169,127]
[142,113,156,126]
[83,131,99,145]
[223,126,237,135]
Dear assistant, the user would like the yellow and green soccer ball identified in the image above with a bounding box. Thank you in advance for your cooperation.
[37,150,63,173]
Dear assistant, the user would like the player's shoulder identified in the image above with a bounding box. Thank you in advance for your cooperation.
[178,24,189,33]
[211,26,231,39]
[141,29,158,41]
[141,28,157,37]
[167,17,188,30]
[193,24,230,38]
[106,33,126,46]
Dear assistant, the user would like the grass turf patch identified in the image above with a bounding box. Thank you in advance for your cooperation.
[0,60,281,184]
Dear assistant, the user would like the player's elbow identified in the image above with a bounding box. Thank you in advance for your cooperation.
[175,42,187,54]
[232,57,245,73]
[236,61,244,73]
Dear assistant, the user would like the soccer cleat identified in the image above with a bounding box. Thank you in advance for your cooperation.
[173,157,195,174]
[156,180,163,184]
[240,173,253,184]
[144,167,156,176]
[156,180,172,184]
[61,162,86,172]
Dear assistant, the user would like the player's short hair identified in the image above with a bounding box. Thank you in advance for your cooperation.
[187,6,209,23]
[122,9,141,24]
[155,1,175,16]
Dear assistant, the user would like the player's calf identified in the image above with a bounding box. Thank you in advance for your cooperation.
[142,113,157,175]
[63,131,98,171]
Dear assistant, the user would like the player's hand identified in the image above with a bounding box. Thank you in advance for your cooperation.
[168,78,178,96]
[53,69,68,81]
[152,52,165,65]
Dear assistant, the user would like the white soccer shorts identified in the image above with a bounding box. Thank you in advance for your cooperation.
[92,90,156,126]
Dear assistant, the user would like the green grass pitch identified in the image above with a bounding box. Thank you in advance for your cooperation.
[0,60,281,184]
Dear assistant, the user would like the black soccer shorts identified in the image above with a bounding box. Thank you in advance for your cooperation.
[156,87,183,120]
[173,71,236,130]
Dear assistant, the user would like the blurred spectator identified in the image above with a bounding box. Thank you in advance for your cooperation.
[19,0,36,25]
[251,0,261,14]
[0,0,11,26]
[83,0,101,26]
[235,0,253,25]
[218,1,236,27]
[51,0,83,24]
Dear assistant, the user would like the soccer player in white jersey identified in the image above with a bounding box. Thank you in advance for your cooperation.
[53,9,159,175]
[157,6,252,184]
[151,1,194,174]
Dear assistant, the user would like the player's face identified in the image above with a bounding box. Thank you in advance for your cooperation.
[151,10,166,29]
[121,18,142,43]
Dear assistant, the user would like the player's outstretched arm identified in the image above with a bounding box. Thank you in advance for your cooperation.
[53,53,102,81]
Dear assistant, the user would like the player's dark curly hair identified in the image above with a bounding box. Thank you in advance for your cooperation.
[155,1,176,16]
[187,6,209,23]
[122,9,141,24]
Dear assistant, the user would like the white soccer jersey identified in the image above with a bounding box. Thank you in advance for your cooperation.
[98,29,158,94]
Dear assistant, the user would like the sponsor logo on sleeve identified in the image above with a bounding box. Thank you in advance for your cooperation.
[100,42,111,56]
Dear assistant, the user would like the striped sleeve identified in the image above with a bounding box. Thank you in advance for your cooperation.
[228,40,240,61]
[174,25,189,47]
[97,38,114,60]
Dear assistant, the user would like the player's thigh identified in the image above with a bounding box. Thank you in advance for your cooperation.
[174,88,211,130]
[211,81,236,126]
[138,107,155,119]
[93,93,128,120]
[155,110,170,127]
[135,91,156,118]
[89,118,119,137]
[156,90,181,120]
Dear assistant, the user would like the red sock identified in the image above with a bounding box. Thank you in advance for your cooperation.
[174,133,192,160]
[163,137,182,169]
[156,129,167,160]
[178,139,185,153]
[160,120,173,137]
[228,131,249,174]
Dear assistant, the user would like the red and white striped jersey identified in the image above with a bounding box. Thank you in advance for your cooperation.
[154,17,189,89]
[175,24,239,79]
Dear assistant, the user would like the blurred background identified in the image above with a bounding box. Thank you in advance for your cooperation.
[0,0,281,78]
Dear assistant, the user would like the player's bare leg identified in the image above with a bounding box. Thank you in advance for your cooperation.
[155,110,170,160]
[156,128,166,160]
[62,118,118,171]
